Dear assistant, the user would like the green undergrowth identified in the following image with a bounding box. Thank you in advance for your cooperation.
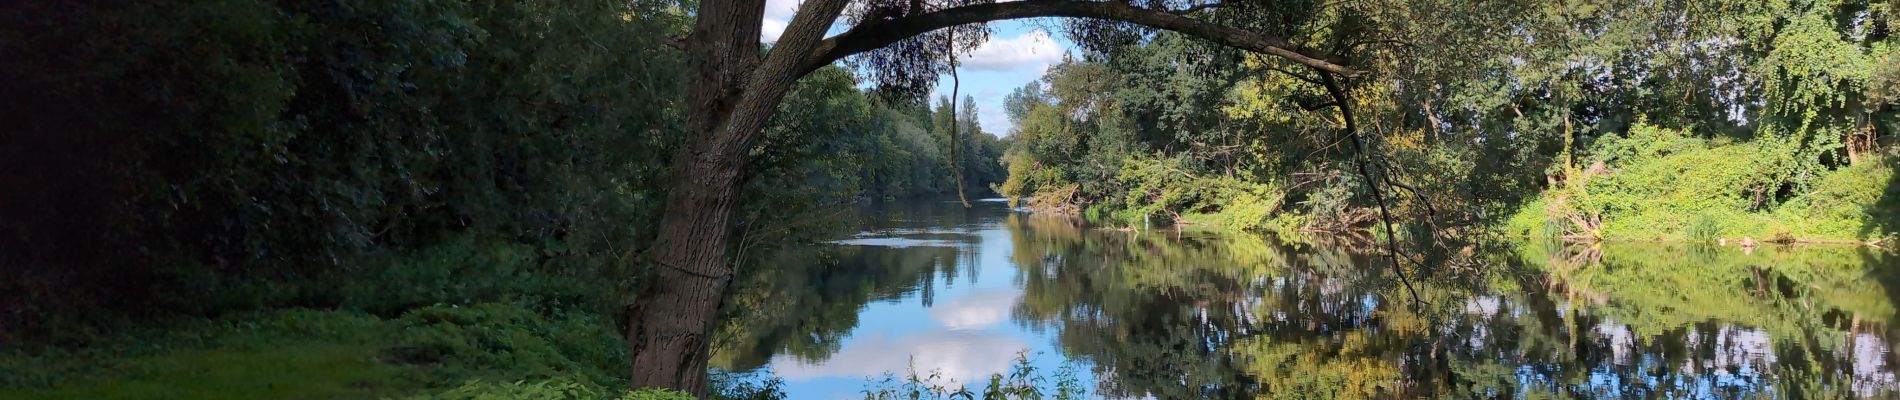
[0,233,790,400]
[1504,123,1900,243]
[1047,155,1298,233]
[0,303,707,400]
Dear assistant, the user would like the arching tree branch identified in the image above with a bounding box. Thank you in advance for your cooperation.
[798,0,1354,77]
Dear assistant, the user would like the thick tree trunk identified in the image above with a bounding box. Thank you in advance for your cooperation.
[628,0,851,395]
[626,0,762,394]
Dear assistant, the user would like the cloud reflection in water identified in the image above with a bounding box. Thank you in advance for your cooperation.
[769,329,1029,384]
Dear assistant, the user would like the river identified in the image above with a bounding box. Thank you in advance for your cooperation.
[711,199,1900,399]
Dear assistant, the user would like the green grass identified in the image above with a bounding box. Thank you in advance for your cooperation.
[0,343,411,400]
[0,309,418,399]
[0,303,647,400]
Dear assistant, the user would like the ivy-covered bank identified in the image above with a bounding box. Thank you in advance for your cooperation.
[1505,123,1900,244]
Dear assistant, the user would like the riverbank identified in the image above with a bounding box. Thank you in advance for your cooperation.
[1009,132,1899,248]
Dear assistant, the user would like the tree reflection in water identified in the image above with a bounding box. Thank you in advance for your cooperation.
[713,202,1900,399]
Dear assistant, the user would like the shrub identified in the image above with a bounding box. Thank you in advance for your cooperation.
[337,236,611,316]
[386,304,627,387]
[1112,155,1286,231]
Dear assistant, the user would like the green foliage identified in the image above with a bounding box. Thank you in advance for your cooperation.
[1,303,654,399]
[0,343,410,400]
[1774,155,1900,241]
[0,309,393,390]
[1111,155,1286,230]
[998,0,1898,248]
[0,0,686,338]
[336,236,610,315]
[0,0,1009,342]
[388,304,628,387]
[1510,123,1899,241]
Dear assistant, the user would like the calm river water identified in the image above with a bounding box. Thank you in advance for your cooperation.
[712,199,1900,399]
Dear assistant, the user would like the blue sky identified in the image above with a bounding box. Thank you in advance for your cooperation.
[762,0,1080,136]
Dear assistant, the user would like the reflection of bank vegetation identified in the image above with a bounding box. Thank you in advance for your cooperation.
[1004,213,1900,398]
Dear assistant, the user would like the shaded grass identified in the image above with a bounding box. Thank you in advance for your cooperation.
[0,343,411,400]
[0,303,634,399]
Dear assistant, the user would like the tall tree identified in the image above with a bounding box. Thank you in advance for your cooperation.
[626,0,1357,394]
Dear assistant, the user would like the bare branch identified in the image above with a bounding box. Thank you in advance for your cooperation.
[799,0,1355,77]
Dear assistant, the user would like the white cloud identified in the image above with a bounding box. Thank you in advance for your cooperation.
[761,0,802,42]
[761,19,790,42]
[928,290,1021,330]
[769,330,1029,383]
[958,30,1066,73]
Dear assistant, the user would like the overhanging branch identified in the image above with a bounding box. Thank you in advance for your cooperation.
[1316,69,1424,306]
[799,0,1354,77]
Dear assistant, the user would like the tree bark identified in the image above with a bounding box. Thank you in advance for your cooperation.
[626,0,848,395]
[625,0,761,393]
[630,1,1354,395]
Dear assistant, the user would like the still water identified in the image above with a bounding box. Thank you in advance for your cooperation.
[713,199,1900,399]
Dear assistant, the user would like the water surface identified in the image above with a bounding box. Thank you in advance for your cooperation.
[714,200,1900,399]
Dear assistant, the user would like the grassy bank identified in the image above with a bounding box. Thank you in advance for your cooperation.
[0,234,717,399]
[0,304,703,400]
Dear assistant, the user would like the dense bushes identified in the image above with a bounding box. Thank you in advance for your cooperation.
[995,1,1896,246]
[1507,123,1900,242]
[0,0,686,338]
[1096,155,1289,230]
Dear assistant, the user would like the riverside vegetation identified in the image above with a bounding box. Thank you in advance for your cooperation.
[995,6,1900,244]
[0,0,1897,398]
